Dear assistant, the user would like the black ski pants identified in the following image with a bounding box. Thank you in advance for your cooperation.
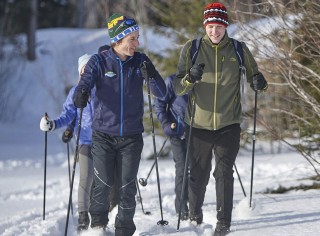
[170,137,188,215]
[89,130,143,236]
[186,124,240,225]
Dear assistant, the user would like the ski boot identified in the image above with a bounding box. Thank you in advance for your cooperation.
[77,211,90,233]
[213,221,230,236]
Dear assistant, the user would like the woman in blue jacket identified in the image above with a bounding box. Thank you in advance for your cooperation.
[40,54,94,232]
[154,74,189,220]
[72,14,166,236]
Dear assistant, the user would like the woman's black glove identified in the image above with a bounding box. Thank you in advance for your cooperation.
[62,129,73,143]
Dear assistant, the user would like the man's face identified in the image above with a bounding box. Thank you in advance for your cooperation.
[117,31,140,57]
[205,24,226,44]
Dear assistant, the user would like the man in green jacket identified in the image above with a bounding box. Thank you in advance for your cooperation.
[173,2,268,236]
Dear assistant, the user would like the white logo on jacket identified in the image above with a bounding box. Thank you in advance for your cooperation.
[105,71,116,78]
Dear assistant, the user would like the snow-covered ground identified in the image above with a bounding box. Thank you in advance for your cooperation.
[1,27,320,235]
[1,121,319,236]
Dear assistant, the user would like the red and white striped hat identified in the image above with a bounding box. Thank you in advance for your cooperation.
[203,2,229,28]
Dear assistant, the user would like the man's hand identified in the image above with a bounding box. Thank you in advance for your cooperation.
[251,72,268,92]
[73,88,89,108]
[187,63,205,83]
[140,61,157,79]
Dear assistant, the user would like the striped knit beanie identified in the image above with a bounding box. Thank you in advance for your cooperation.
[107,13,139,43]
[203,2,229,28]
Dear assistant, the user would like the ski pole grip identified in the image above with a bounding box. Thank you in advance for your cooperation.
[140,61,148,80]
[142,61,147,68]
[198,63,205,69]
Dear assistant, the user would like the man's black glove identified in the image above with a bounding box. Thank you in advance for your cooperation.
[251,72,268,92]
[62,129,73,143]
[140,61,157,79]
[187,63,205,83]
[73,88,89,108]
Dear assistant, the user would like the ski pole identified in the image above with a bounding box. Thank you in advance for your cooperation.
[234,163,246,197]
[136,179,151,215]
[43,112,48,220]
[139,137,168,187]
[144,62,168,226]
[177,93,196,231]
[249,91,258,207]
[64,106,84,236]
[177,63,205,231]
[66,142,73,215]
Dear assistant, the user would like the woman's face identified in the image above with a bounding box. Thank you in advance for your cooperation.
[205,24,226,44]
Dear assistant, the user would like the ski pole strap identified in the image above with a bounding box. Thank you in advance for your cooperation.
[191,37,202,66]
[240,66,247,94]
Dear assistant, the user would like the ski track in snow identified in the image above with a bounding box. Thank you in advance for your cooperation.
[2,149,320,236]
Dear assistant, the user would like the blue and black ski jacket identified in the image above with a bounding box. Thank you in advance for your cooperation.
[74,48,166,137]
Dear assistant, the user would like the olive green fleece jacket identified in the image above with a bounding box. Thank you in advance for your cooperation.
[173,33,259,131]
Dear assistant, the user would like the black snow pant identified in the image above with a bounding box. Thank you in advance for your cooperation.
[170,137,188,215]
[109,169,120,211]
[186,124,240,225]
[89,130,143,236]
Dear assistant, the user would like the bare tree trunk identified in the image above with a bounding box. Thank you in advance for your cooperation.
[104,0,110,20]
[27,0,37,61]
[78,0,85,28]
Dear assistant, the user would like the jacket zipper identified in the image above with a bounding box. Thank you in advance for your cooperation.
[119,61,124,136]
[213,46,218,130]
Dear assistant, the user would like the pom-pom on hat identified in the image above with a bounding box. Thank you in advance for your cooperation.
[78,54,91,75]
[107,13,139,43]
[203,2,229,28]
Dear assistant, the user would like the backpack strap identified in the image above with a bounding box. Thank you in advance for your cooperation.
[190,37,202,66]
[231,38,247,95]
[232,39,244,67]
[231,38,246,80]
